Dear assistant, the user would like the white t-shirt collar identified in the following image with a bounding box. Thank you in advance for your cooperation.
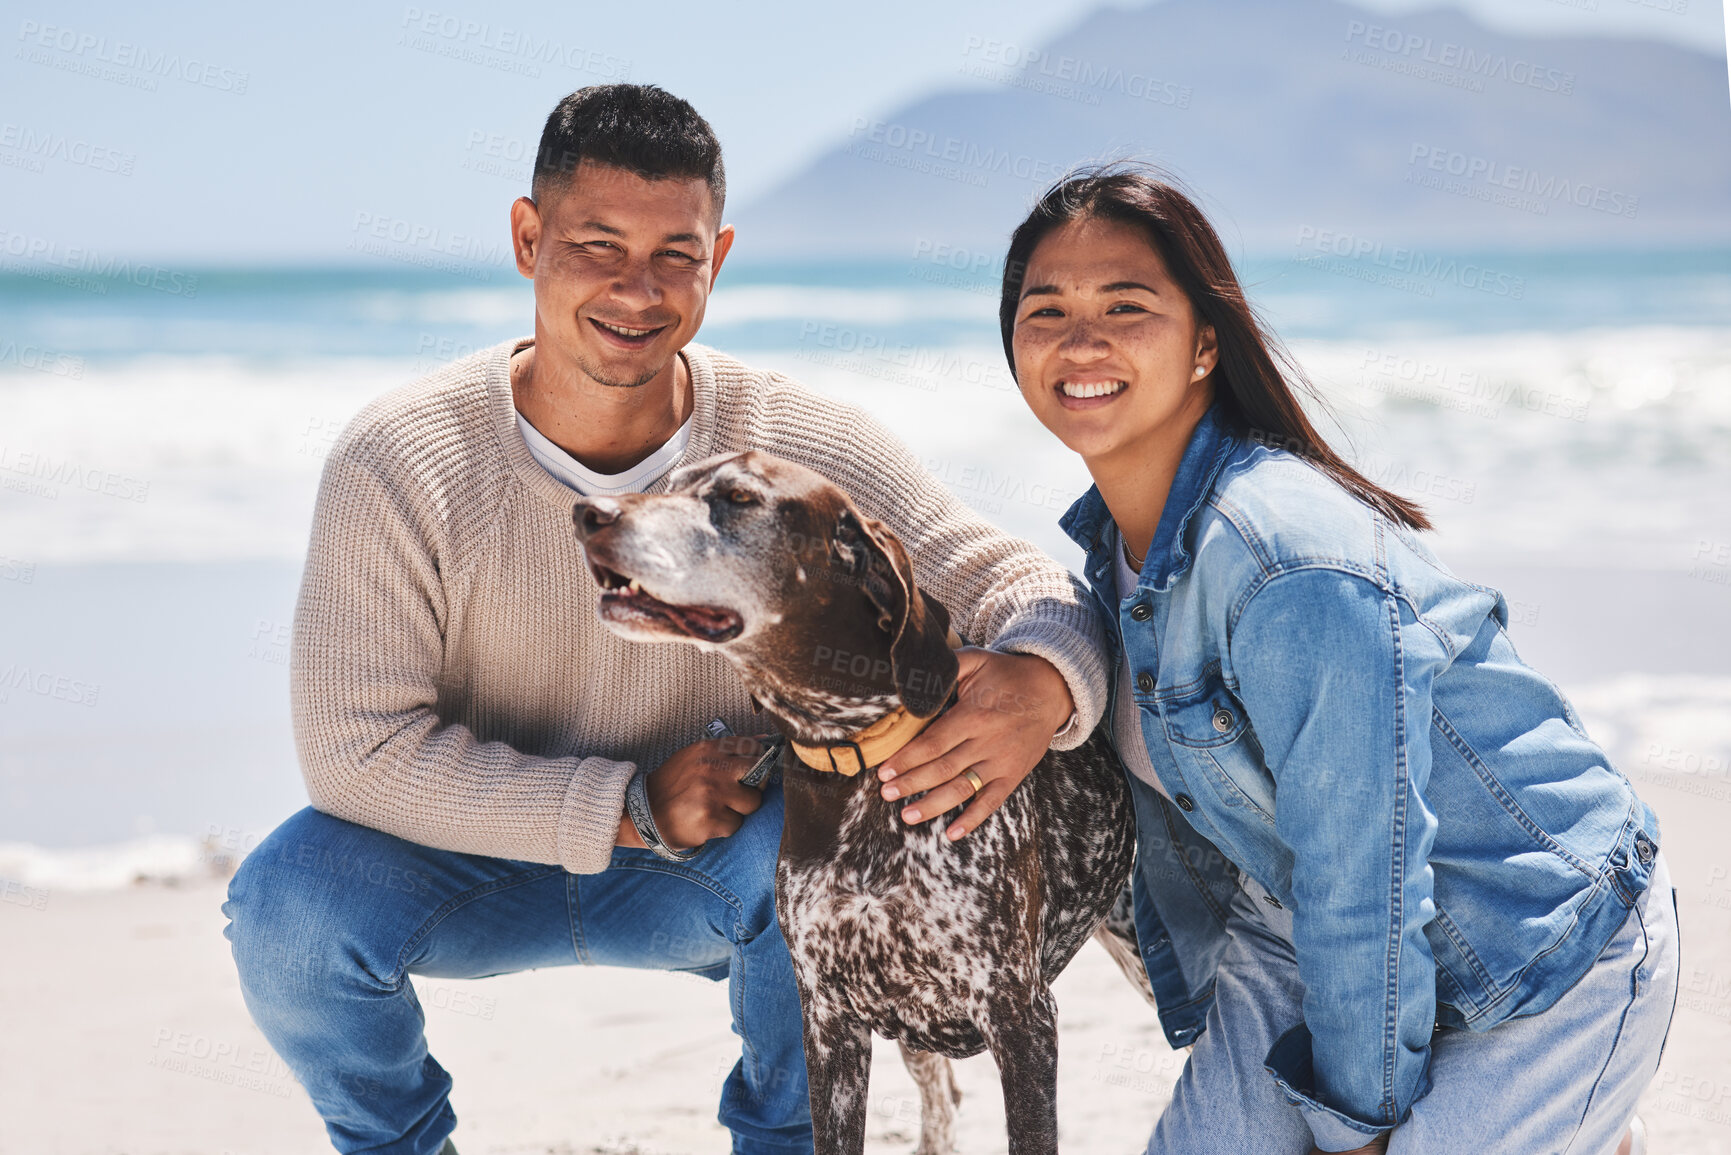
[514,409,694,497]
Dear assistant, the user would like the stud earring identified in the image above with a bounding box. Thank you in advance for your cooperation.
[1194,365,1207,378]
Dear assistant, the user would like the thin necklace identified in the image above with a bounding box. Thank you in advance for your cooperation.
[1121,531,1146,570]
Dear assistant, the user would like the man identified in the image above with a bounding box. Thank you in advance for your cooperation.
[223,84,1107,1155]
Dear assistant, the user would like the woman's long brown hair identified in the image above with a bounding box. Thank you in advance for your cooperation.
[999,163,1430,531]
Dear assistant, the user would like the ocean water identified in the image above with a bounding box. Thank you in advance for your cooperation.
[2,250,1729,882]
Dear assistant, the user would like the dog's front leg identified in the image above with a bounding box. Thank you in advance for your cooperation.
[982,986,1060,1155]
[801,1006,873,1155]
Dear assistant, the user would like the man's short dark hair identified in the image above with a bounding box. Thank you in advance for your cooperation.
[532,84,726,216]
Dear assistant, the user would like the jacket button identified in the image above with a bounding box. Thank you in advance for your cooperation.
[1130,603,1152,622]
[1174,793,1195,812]
[1212,707,1235,733]
[1635,835,1655,865]
[1136,672,1154,692]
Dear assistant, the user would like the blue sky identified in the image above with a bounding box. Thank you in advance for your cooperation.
[1,0,1725,264]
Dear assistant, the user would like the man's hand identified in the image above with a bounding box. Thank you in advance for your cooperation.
[616,735,767,850]
[876,649,1074,841]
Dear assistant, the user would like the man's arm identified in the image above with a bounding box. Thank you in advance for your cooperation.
[754,376,1110,837]
[290,433,637,873]
[762,383,1109,744]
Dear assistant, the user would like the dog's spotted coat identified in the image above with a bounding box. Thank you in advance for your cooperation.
[575,451,1138,1155]
[776,731,1132,1154]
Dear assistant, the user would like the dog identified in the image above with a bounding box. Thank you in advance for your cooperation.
[573,450,1137,1155]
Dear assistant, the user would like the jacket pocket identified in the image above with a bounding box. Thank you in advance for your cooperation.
[1159,671,1278,829]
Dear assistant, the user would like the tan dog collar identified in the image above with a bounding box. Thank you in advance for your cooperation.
[788,706,936,776]
[786,630,962,776]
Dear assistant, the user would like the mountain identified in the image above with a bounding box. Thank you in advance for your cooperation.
[733,0,1731,258]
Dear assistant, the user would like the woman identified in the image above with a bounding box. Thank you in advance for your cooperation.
[1001,166,1677,1153]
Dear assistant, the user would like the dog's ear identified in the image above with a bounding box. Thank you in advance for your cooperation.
[835,509,959,718]
[894,585,959,718]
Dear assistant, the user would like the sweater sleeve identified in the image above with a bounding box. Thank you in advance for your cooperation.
[289,430,635,874]
[758,377,1110,745]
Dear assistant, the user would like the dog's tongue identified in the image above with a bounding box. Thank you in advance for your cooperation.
[600,580,745,643]
[670,603,740,639]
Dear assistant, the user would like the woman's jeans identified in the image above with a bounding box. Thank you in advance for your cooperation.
[221,781,811,1155]
[1136,780,1681,1153]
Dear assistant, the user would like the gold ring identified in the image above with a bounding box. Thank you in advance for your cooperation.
[962,769,985,796]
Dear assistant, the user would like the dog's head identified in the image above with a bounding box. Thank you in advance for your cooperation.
[573,450,959,740]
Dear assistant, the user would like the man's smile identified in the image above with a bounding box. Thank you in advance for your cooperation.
[589,316,671,349]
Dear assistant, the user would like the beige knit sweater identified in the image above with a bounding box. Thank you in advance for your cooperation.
[290,338,1108,874]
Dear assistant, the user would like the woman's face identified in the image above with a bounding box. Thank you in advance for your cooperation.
[1011,214,1217,465]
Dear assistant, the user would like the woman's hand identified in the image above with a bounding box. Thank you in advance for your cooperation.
[876,648,1074,840]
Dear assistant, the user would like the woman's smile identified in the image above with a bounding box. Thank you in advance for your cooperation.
[1055,377,1130,407]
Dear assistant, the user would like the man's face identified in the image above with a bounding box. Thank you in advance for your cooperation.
[511,159,733,389]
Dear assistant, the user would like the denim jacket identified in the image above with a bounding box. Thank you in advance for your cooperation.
[1063,403,1661,1150]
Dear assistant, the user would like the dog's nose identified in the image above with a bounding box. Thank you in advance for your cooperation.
[572,496,622,539]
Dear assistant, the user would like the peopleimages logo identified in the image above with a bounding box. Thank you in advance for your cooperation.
[0,339,84,378]
[1408,144,1639,219]
[846,118,1069,187]
[922,457,1082,515]
[958,36,1193,109]
[1293,226,1527,299]
[0,444,150,502]
[345,210,509,282]
[0,663,101,707]
[1354,348,1589,423]
[0,228,198,297]
[396,7,631,80]
[0,123,135,175]
[794,321,1016,393]
[15,19,249,94]
[1342,19,1575,95]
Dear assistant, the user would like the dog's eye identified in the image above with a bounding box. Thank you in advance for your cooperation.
[728,488,756,505]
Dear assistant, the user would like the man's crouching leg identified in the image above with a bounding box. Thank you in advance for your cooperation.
[575,777,813,1154]
[222,807,574,1155]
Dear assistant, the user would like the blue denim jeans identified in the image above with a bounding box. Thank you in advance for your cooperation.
[1144,828,1679,1154]
[221,781,811,1155]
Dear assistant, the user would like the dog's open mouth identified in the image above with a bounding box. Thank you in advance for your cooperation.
[589,562,744,643]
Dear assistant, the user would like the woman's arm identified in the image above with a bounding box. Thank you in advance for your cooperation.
[1228,567,1443,1152]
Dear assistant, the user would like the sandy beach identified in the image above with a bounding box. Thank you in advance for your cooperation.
[4,702,1728,1155]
